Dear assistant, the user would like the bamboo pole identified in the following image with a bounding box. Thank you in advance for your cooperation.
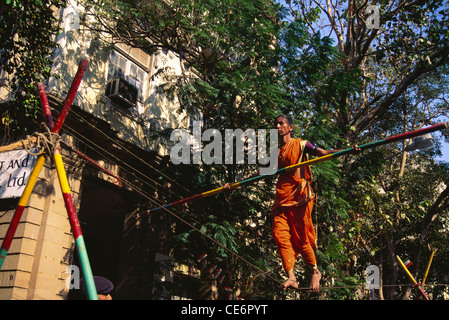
[148,122,448,213]
[0,137,38,153]
[0,155,46,269]
[396,255,429,300]
[37,82,54,130]
[422,250,436,286]
[52,59,89,134]
[54,148,97,300]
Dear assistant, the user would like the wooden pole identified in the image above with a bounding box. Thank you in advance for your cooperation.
[54,148,97,300]
[52,59,89,134]
[37,82,54,130]
[422,250,436,286]
[0,155,46,269]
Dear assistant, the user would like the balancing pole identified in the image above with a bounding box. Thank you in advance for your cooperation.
[396,255,429,300]
[148,122,448,213]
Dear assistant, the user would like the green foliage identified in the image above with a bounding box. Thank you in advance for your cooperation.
[0,0,66,137]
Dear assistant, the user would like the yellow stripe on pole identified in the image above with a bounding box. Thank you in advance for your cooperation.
[18,155,46,207]
[422,250,436,286]
[397,255,418,284]
[54,150,71,194]
[397,255,430,300]
[283,154,334,172]
[202,187,226,198]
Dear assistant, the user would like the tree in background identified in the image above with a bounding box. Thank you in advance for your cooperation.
[0,0,66,140]
[284,0,449,299]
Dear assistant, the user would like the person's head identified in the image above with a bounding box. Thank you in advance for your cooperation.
[275,114,294,138]
[80,276,114,300]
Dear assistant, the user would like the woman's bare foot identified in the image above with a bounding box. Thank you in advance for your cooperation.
[281,278,298,290]
[310,268,321,292]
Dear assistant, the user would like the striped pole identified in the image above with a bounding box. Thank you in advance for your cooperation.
[52,59,89,134]
[396,255,429,300]
[0,155,46,269]
[148,122,448,213]
[37,82,54,130]
[422,250,436,286]
[0,59,89,269]
[54,149,97,300]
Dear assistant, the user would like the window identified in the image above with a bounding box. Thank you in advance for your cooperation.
[107,50,147,106]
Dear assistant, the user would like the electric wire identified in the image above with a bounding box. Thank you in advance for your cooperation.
[69,108,193,195]
[44,117,286,287]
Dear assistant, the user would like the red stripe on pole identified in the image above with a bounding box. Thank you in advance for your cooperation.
[53,59,89,134]
[169,193,204,208]
[1,206,26,251]
[37,82,54,130]
[385,122,447,143]
[62,192,83,240]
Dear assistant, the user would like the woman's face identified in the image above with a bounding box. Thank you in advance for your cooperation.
[275,117,293,137]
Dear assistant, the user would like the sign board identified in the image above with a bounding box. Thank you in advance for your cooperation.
[0,149,38,199]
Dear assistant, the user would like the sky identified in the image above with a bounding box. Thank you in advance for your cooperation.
[275,0,449,164]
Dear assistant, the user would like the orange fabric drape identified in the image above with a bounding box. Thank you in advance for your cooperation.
[271,138,316,272]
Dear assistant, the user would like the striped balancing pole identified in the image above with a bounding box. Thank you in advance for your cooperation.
[148,122,448,213]
[0,59,97,299]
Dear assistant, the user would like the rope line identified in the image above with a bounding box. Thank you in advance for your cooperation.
[63,134,449,295]
[290,283,449,292]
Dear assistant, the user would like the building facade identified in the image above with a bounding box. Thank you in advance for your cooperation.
[0,1,205,300]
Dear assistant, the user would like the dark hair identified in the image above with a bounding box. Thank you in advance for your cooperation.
[275,114,294,137]
[275,114,293,124]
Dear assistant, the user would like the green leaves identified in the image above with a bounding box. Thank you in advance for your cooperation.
[1,0,66,136]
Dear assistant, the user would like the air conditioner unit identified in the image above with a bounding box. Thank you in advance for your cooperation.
[105,78,138,108]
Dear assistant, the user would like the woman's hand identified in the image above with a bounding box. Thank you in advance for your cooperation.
[351,145,362,154]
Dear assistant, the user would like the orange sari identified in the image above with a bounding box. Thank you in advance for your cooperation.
[271,139,317,272]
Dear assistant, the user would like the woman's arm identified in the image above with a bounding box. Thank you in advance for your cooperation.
[315,145,361,157]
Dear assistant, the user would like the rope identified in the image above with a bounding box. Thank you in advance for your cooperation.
[68,108,193,195]
[0,122,61,156]
[292,282,449,292]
